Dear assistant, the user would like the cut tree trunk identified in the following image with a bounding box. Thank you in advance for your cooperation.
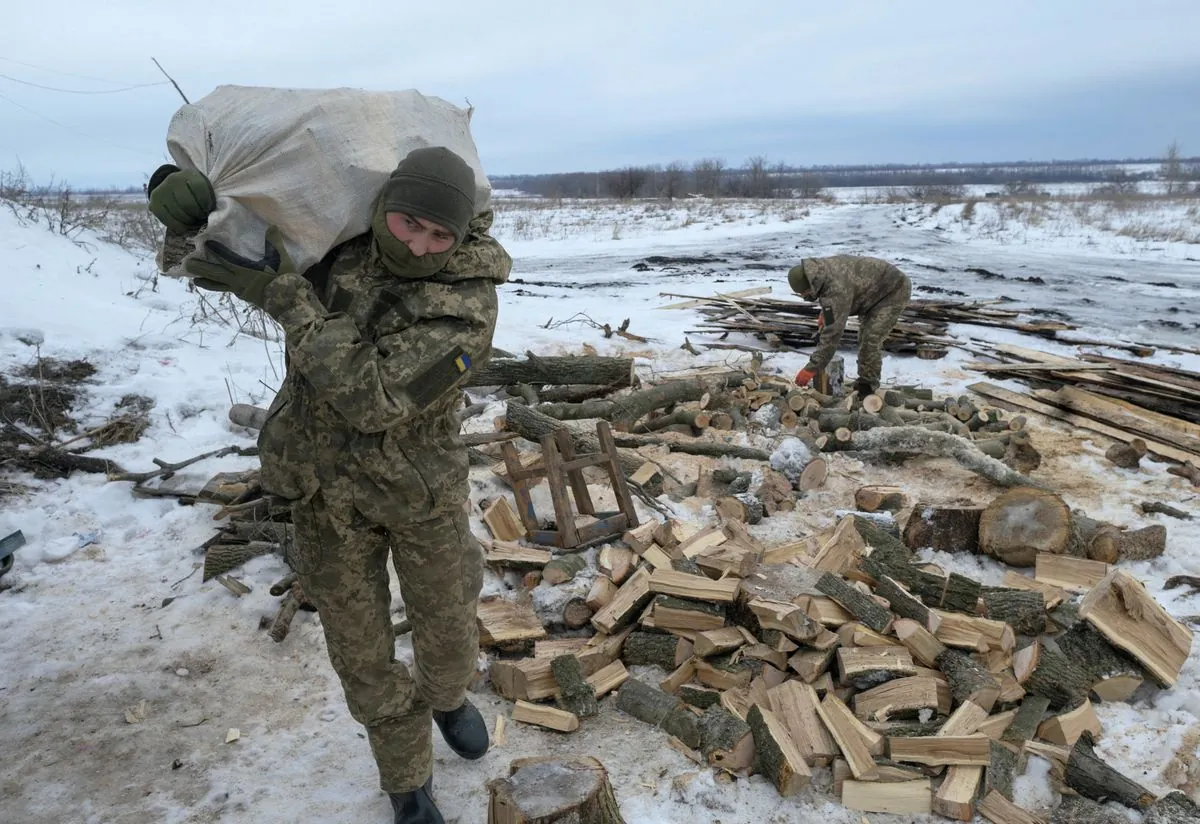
[979,487,1071,567]
[552,655,599,718]
[470,355,635,389]
[536,380,707,430]
[487,756,627,824]
[1014,641,1094,710]
[903,504,984,553]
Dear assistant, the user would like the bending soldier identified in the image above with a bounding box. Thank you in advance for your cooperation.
[786,255,912,396]
[149,147,511,824]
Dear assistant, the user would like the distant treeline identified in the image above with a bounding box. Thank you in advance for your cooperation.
[492,155,1200,199]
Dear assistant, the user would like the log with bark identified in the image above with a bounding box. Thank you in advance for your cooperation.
[487,756,627,824]
[903,503,984,553]
[552,655,599,718]
[1144,792,1200,824]
[470,355,635,389]
[845,427,1045,488]
[1065,731,1156,810]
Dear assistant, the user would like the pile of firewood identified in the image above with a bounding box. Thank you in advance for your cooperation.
[477,489,1193,824]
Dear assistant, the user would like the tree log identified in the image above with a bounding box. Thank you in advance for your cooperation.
[1052,795,1143,824]
[1065,732,1156,810]
[855,485,906,513]
[848,427,1044,489]
[470,355,635,389]
[1144,792,1200,824]
[1004,430,1042,473]
[982,589,1047,636]
[699,705,755,772]
[1054,622,1145,702]
[552,655,599,718]
[543,554,588,586]
[487,756,627,824]
[203,541,279,581]
[561,597,595,630]
[612,433,771,461]
[979,487,1071,567]
[936,649,1001,711]
[1000,695,1051,749]
[816,572,893,633]
[861,544,981,615]
[1016,641,1094,710]
[984,740,1018,800]
[622,632,682,671]
[716,493,764,525]
[268,582,303,643]
[903,503,984,553]
[537,380,705,430]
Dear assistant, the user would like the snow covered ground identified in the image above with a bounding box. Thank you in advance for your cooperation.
[1,194,1199,824]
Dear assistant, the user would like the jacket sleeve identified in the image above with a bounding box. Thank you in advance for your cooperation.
[804,292,853,373]
[262,272,499,433]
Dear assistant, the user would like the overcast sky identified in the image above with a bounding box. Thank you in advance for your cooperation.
[4,0,1200,187]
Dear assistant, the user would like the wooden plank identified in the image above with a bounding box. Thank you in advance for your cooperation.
[888,735,992,766]
[657,286,773,310]
[842,780,931,815]
[1040,386,1200,454]
[968,382,1200,463]
[649,569,740,602]
[1035,554,1109,592]
[511,700,578,733]
[815,692,881,779]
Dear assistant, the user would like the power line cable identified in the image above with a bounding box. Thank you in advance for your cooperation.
[0,72,169,94]
[0,55,151,87]
[0,89,159,157]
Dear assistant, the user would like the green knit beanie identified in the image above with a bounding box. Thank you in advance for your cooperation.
[787,262,811,295]
[381,147,476,242]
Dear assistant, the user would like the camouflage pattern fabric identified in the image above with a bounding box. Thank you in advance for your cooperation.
[169,210,510,793]
[290,492,483,792]
[792,255,912,391]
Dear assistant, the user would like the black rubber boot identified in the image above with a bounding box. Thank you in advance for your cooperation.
[853,378,876,397]
[432,699,489,760]
[389,776,444,824]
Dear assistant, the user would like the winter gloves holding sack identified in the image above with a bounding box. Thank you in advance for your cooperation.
[147,164,215,234]
[183,226,294,309]
[146,164,291,308]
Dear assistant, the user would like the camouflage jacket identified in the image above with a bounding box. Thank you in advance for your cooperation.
[797,256,910,372]
[165,212,512,523]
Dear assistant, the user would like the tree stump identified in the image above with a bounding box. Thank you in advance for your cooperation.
[487,756,627,824]
[978,487,1071,567]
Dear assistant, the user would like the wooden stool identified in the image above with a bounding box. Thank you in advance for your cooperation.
[500,421,639,549]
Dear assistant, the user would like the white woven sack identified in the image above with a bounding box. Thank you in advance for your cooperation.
[161,85,491,274]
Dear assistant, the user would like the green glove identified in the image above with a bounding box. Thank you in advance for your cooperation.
[183,226,294,310]
[148,166,216,234]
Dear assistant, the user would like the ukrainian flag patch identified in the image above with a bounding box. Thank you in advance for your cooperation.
[455,353,472,373]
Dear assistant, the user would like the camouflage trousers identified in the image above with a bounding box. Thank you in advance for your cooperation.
[856,278,913,391]
[290,493,483,793]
